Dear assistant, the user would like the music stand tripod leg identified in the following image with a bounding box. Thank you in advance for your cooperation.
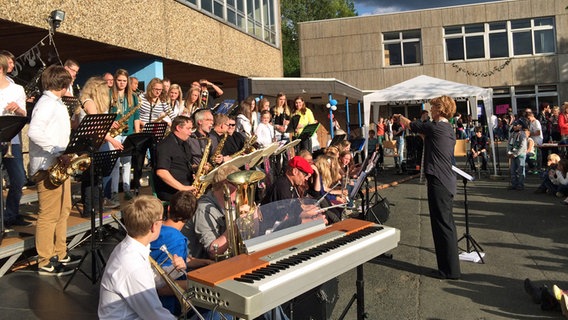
[457,178,485,264]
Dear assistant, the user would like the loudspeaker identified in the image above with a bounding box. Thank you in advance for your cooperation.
[365,197,391,224]
[285,278,339,320]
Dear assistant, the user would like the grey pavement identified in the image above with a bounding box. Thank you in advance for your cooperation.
[0,162,567,319]
[332,165,568,320]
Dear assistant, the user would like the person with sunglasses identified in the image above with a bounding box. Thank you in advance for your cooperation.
[222,116,246,157]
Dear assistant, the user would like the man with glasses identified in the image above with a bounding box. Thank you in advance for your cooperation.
[222,116,246,157]
[188,109,222,168]
[63,59,79,97]
[208,113,230,163]
[261,156,313,204]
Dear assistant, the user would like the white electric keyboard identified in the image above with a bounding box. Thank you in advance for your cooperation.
[187,219,400,319]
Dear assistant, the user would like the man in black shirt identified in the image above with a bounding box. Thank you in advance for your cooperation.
[222,116,246,157]
[467,127,488,171]
[155,115,196,201]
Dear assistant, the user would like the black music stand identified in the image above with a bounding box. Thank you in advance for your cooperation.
[63,113,115,290]
[142,122,168,168]
[295,123,320,153]
[453,166,485,264]
[61,96,81,118]
[0,116,29,244]
[142,121,168,143]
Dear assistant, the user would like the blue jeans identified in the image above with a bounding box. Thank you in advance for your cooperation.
[510,155,526,189]
[2,143,26,223]
[395,135,404,165]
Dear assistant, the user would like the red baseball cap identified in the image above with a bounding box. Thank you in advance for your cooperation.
[288,156,314,175]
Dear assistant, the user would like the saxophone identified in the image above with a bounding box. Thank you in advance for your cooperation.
[192,137,212,198]
[109,103,141,138]
[209,133,227,167]
[48,153,92,186]
[229,135,257,158]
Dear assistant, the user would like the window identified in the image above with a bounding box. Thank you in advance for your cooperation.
[383,30,422,66]
[444,17,555,61]
[177,0,278,46]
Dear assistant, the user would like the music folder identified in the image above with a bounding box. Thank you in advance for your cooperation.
[452,165,474,181]
[286,115,301,133]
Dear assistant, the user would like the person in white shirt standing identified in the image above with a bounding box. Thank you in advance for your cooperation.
[255,110,275,147]
[28,64,78,276]
[98,195,177,320]
[0,52,29,227]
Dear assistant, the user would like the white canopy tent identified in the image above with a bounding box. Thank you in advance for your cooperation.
[363,75,496,174]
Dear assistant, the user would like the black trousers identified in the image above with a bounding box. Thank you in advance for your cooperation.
[426,174,461,278]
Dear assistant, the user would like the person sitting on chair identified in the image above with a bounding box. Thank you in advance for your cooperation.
[467,127,488,172]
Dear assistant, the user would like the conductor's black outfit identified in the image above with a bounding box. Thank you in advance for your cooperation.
[410,119,461,279]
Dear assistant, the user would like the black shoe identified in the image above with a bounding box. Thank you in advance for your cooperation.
[541,286,561,311]
[38,256,74,276]
[5,216,32,227]
[59,253,82,267]
[524,278,542,304]
[426,270,460,280]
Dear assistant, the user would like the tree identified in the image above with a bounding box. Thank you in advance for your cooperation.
[281,0,357,77]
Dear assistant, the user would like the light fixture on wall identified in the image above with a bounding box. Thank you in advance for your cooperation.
[48,10,65,32]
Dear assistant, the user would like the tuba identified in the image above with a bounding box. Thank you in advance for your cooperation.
[192,137,212,198]
[48,153,91,186]
[219,170,265,260]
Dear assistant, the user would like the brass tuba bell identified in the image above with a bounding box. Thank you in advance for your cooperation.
[220,170,265,260]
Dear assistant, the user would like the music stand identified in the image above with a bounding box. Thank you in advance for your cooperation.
[61,96,81,118]
[285,115,301,134]
[63,113,115,290]
[0,116,29,244]
[453,165,485,264]
[329,134,347,147]
[142,122,168,143]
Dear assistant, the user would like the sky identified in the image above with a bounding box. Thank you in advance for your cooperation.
[354,0,507,16]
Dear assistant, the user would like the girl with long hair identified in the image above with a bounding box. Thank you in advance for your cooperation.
[272,92,291,142]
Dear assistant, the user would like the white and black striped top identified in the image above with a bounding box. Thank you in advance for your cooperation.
[138,93,175,123]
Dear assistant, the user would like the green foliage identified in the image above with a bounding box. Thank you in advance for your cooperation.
[281,0,357,77]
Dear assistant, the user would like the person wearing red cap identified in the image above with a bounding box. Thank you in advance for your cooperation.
[261,156,313,205]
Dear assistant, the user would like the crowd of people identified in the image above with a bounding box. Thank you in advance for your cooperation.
[0,51,378,318]
[7,47,568,318]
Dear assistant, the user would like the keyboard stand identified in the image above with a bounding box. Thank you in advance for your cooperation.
[337,264,367,320]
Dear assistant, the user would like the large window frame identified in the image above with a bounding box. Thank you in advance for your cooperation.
[382,30,422,67]
[177,0,278,47]
[444,17,555,62]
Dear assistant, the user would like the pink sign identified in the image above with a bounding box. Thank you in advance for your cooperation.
[495,104,510,115]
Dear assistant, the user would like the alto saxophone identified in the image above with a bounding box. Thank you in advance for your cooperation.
[209,133,227,167]
[109,103,141,138]
[192,137,212,198]
[229,135,257,158]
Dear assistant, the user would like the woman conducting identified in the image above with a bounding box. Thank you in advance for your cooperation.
[395,95,461,280]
